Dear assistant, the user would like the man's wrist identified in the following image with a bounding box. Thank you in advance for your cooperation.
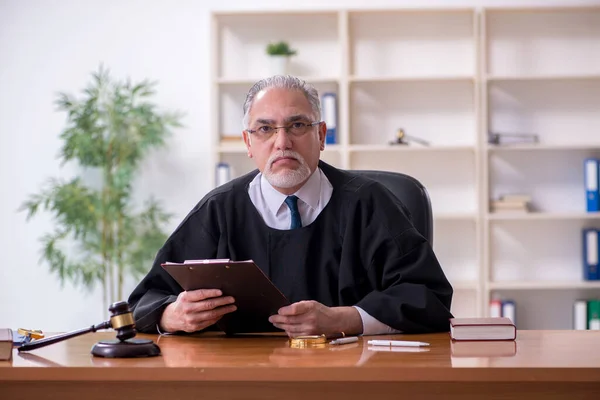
[159,302,177,333]
[334,306,363,336]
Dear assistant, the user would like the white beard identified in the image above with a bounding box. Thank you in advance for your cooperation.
[264,150,311,189]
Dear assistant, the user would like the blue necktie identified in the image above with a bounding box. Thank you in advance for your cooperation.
[284,195,302,229]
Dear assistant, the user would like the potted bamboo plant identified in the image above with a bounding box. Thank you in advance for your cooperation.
[20,66,183,314]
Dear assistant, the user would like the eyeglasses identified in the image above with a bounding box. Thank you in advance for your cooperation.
[246,121,321,140]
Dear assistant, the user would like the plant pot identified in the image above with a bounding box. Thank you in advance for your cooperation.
[269,55,289,76]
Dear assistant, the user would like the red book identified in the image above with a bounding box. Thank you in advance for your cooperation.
[449,317,516,341]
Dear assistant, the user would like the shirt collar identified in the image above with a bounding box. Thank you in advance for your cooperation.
[260,168,322,217]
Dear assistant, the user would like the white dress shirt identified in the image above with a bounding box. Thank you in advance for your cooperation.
[248,167,400,336]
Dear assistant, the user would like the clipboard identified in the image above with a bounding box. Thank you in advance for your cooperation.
[161,259,290,334]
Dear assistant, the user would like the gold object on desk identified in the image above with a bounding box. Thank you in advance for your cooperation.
[289,335,327,348]
[17,328,44,340]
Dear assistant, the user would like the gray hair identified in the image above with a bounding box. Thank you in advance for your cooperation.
[242,75,321,129]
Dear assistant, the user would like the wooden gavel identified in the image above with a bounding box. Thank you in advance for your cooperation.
[17,301,159,358]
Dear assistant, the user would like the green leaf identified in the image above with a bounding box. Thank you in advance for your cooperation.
[266,41,297,56]
[22,65,180,296]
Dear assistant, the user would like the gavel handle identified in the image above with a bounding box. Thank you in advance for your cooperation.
[18,321,111,352]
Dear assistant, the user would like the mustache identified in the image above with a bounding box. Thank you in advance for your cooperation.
[268,150,302,167]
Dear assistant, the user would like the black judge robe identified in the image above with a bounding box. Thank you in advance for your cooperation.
[128,161,454,334]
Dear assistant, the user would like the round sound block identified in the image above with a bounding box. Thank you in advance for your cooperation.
[91,338,161,358]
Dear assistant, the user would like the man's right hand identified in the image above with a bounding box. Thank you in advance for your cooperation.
[159,289,237,333]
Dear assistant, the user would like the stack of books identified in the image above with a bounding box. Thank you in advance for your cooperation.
[490,194,531,214]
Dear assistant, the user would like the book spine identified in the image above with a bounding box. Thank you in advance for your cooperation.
[574,300,588,330]
[585,158,600,212]
[501,300,516,325]
[583,229,600,281]
[489,298,502,318]
[322,92,337,145]
[216,162,231,187]
[588,300,600,330]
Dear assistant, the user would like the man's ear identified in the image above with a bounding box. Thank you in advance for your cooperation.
[242,130,253,158]
[318,122,327,151]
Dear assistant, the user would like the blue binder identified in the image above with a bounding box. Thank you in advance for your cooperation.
[321,92,337,145]
[501,300,516,325]
[215,162,231,187]
[583,228,600,281]
[584,158,600,212]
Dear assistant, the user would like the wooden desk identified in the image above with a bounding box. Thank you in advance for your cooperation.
[1,330,599,399]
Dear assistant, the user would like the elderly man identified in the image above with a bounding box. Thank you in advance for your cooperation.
[128,75,453,337]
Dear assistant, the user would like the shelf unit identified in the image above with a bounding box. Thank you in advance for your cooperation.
[482,6,600,329]
[211,6,600,328]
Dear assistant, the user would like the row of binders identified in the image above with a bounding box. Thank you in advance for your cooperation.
[489,298,515,325]
[574,299,600,330]
[491,298,600,330]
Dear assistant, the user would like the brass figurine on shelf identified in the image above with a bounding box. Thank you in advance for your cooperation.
[389,129,430,146]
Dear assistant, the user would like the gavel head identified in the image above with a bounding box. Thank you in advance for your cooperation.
[108,301,137,342]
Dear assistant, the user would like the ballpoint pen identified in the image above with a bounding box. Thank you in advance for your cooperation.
[367,340,429,347]
[330,336,359,345]
[367,346,430,353]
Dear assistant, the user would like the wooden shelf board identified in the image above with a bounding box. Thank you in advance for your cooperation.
[350,75,475,83]
[489,281,600,290]
[213,10,339,17]
[348,7,475,15]
[434,213,478,221]
[218,145,246,153]
[487,74,600,82]
[218,144,343,154]
[487,212,600,221]
[484,6,600,14]
[349,145,475,152]
[323,144,342,152]
[217,77,339,85]
[487,144,600,152]
[451,281,480,290]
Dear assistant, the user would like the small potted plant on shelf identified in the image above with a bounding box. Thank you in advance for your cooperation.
[266,41,297,75]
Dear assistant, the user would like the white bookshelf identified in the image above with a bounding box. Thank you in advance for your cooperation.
[482,6,600,329]
[211,6,600,329]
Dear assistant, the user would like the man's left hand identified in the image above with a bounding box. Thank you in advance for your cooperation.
[268,300,362,337]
